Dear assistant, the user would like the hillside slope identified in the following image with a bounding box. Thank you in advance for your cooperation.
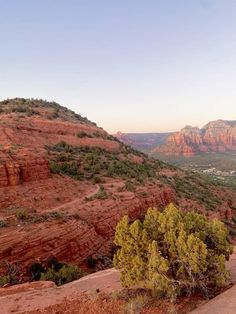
[0,99,235,282]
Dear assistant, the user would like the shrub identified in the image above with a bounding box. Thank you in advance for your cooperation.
[0,262,20,286]
[49,161,81,180]
[92,175,102,184]
[124,180,136,192]
[86,256,97,268]
[0,276,10,287]
[49,211,64,220]
[0,220,8,228]
[15,208,29,220]
[114,204,233,300]
[29,262,45,280]
[40,264,82,286]
[123,293,151,313]
[77,131,87,138]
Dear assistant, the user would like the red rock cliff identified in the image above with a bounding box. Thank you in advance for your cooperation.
[154,120,236,155]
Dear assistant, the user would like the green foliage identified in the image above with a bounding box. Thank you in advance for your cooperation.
[29,262,45,281]
[0,262,20,286]
[86,185,108,201]
[15,208,29,220]
[49,160,82,180]
[0,98,96,125]
[29,257,83,286]
[159,172,223,211]
[77,131,88,138]
[40,264,82,286]
[114,204,233,300]
[46,141,163,183]
[0,220,8,228]
[118,180,136,192]
[49,211,64,219]
[0,275,10,287]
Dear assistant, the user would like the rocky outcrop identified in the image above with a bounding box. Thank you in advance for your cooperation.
[0,100,235,287]
[154,120,236,155]
[0,156,50,187]
[0,185,175,272]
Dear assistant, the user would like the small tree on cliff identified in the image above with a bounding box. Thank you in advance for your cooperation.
[113,204,233,300]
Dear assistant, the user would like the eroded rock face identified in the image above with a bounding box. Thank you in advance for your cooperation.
[0,184,175,271]
[154,120,236,155]
[0,112,120,188]
[0,156,50,187]
[0,103,234,282]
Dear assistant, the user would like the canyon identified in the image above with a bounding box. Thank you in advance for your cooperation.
[116,120,236,156]
[0,99,235,288]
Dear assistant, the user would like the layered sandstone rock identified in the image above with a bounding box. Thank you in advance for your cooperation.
[0,184,175,271]
[0,155,50,187]
[154,120,236,155]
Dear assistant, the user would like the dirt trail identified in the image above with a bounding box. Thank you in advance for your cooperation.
[48,184,100,212]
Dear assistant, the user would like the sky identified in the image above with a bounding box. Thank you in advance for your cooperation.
[0,0,236,133]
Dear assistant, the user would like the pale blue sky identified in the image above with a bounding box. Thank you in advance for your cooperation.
[0,0,236,132]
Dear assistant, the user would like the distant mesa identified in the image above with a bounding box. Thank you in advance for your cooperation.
[116,120,236,156]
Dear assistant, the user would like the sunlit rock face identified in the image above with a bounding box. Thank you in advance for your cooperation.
[154,120,236,155]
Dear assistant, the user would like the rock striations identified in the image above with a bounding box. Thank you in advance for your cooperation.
[154,120,236,155]
[0,99,235,277]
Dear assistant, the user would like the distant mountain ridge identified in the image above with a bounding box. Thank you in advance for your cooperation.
[116,120,236,156]
[154,119,236,155]
[114,132,173,151]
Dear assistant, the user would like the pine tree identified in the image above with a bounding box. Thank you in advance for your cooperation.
[114,204,233,299]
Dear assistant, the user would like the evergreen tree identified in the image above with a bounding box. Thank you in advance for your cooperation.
[114,204,233,299]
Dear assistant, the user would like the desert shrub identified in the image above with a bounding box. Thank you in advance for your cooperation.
[77,131,87,138]
[124,180,136,192]
[29,257,83,285]
[49,160,81,180]
[92,175,102,184]
[15,208,29,220]
[114,204,233,300]
[171,174,222,211]
[40,264,82,286]
[86,186,108,201]
[0,275,10,287]
[123,292,151,313]
[229,229,236,237]
[96,186,108,199]
[118,180,136,193]
[29,262,45,280]
[0,262,20,286]
[49,211,64,219]
[48,141,76,154]
[0,220,8,228]
[55,152,73,162]
[86,256,97,268]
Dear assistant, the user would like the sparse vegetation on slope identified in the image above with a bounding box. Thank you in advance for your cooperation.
[0,98,96,125]
[46,140,165,183]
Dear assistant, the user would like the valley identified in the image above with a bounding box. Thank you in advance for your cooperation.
[0,99,236,313]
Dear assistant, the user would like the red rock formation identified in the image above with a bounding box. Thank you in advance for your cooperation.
[0,153,50,188]
[0,184,175,271]
[154,120,236,155]
[0,101,234,281]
